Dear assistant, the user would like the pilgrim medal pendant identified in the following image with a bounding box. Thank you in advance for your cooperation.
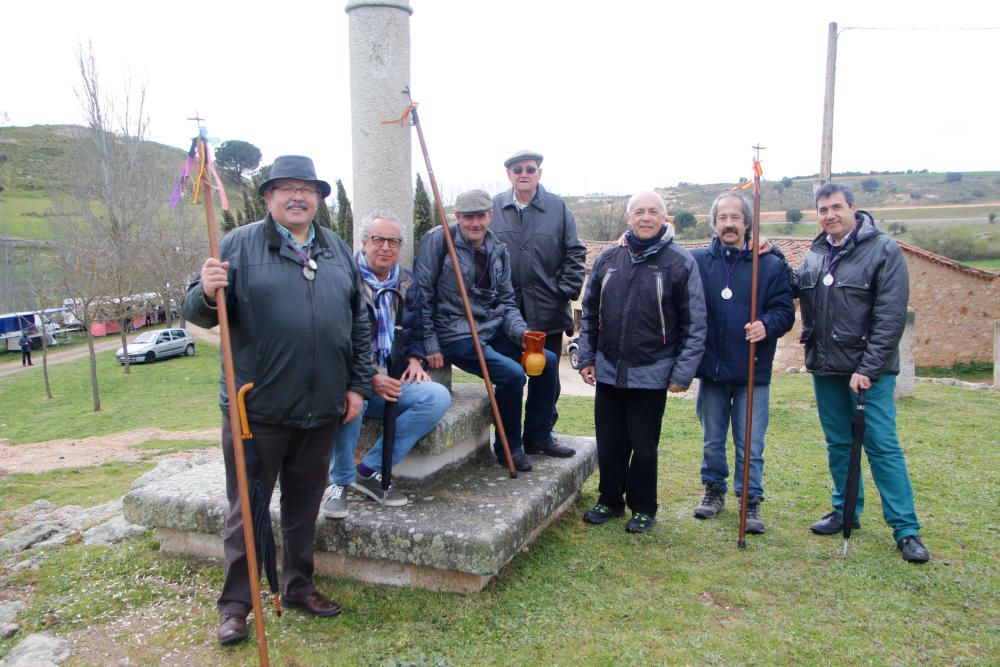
[308,258,318,271]
[823,273,834,286]
[721,287,733,300]
[303,266,316,281]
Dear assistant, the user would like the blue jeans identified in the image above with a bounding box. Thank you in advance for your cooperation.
[440,333,557,458]
[696,379,770,500]
[813,374,920,542]
[328,380,451,487]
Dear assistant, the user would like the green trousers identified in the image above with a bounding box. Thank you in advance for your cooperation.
[813,374,921,542]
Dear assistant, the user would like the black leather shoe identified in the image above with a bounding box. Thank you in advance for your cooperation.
[217,612,248,645]
[524,438,576,458]
[809,511,860,535]
[498,451,533,472]
[282,591,342,617]
[897,535,930,563]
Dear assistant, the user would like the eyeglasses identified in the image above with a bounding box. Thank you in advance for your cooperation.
[510,166,537,175]
[367,235,403,248]
[273,185,319,196]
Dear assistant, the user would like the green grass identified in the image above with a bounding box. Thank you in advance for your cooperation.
[964,258,1000,270]
[917,362,994,382]
[1,373,997,664]
[130,438,216,460]
[0,342,221,444]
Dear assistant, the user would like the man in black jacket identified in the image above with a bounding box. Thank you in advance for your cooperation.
[185,155,374,644]
[492,150,585,458]
[795,182,929,563]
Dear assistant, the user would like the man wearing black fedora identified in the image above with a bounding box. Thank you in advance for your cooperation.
[184,155,374,645]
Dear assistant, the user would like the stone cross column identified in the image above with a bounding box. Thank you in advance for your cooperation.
[346,0,415,267]
[895,308,916,398]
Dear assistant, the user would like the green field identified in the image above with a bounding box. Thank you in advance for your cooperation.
[1,350,998,664]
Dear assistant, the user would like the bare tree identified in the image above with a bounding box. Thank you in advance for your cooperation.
[579,196,628,241]
[145,205,208,329]
[23,257,60,399]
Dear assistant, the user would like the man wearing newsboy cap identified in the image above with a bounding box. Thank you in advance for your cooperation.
[184,155,374,645]
[414,189,559,473]
[492,149,585,458]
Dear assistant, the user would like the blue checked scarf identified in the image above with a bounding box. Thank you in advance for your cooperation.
[356,251,400,367]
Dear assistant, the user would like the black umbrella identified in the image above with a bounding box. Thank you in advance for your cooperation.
[842,388,866,557]
[373,287,406,494]
[237,383,281,617]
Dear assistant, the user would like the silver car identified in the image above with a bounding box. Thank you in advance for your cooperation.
[115,328,195,364]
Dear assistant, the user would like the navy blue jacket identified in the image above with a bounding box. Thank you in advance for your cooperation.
[693,238,795,386]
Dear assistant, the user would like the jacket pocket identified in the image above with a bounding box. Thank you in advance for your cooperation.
[655,273,666,343]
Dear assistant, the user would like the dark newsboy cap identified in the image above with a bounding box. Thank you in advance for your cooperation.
[453,189,493,214]
[503,149,544,169]
[257,155,332,198]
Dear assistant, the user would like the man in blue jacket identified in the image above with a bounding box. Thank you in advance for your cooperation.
[795,182,929,563]
[691,193,794,533]
[323,212,451,519]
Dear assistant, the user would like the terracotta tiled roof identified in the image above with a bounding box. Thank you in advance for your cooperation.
[582,235,998,281]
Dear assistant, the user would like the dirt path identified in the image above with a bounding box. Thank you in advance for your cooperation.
[0,427,223,476]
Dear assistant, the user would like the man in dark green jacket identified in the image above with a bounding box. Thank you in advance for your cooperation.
[184,155,374,644]
[794,182,929,563]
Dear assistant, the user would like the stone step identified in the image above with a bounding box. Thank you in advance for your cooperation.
[354,383,492,487]
[123,435,596,593]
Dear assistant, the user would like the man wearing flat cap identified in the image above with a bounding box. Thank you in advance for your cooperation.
[184,155,374,644]
[415,189,559,472]
[492,149,586,458]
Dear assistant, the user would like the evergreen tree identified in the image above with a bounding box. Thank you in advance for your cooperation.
[335,179,354,244]
[316,198,333,230]
[413,174,434,246]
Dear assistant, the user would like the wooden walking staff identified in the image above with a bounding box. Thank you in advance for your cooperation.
[390,95,518,477]
[193,133,271,665]
[737,145,765,549]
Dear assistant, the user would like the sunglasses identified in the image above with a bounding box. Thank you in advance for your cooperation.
[510,166,537,175]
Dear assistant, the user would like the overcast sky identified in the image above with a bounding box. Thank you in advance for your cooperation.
[3,0,998,200]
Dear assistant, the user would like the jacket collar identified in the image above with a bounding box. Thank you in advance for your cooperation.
[810,210,878,253]
[264,213,330,251]
[502,183,548,212]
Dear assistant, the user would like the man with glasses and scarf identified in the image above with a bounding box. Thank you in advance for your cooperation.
[185,155,373,645]
[322,212,451,519]
[492,150,586,459]
[690,193,794,534]
[416,189,559,473]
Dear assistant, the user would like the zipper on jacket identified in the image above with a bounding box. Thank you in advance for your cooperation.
[599,269,615,329]
[656,274,666,343]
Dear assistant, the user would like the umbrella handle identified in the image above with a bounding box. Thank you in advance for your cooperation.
[237,383,255,440]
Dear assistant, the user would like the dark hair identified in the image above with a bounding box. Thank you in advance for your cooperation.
[814,182,855,209]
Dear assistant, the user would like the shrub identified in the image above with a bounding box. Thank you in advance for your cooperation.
[672,211,697,232]
[910,227,979,261]
[910,191,922,200]
[780,177,793,188]
[944,172,963,183]
[785,208,803,223]
[861,178,879,193]
[989,213,996,224]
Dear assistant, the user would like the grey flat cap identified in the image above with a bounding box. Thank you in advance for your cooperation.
[453,189,493,214]
[503,149,544,169]
[257,155,332,198]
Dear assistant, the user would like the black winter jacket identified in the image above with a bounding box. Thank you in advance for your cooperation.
[577,226,707,390]
[492,185,587,336]
[793,211,908,379]
[184,216,373,427]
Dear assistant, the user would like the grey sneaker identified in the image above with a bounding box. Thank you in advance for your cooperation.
[321,484,349,519]
[745,500,766,534]
[351,473,408,507]
[693,484,726,519]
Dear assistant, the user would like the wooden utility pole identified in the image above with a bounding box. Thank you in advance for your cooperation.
[819,22,838,186]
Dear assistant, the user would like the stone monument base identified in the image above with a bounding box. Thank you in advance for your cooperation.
[125,435,596,593]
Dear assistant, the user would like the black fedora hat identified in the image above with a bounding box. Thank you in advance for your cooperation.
[257,155,332,198]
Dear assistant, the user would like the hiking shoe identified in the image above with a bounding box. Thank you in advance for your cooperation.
[810,510,860,535]
[745,500,766,534]
[583,503,626,525]
[693,484,726,519]
[524,438,576,458]
[897,535,930,563]
[625,512,657,533]
[321,484,349,519]
[350,473,408,507]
